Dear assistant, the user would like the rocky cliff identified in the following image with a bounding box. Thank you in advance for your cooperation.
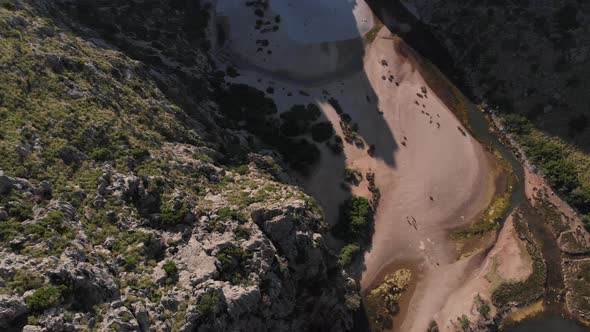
[0,1,358,330]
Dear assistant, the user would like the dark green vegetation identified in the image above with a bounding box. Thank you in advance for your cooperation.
[492,213,546,308]
[0,2,359,331]
[162,260,178,276]
[0,210,75,256]
[474,294,490,319]
[215,246,253,285]
[196,292,221,319]
[311,121,335,142]
[2,270,44,295]
[329,97,363,146]
[344,168,362,186]
[25,285,69,312]
[280,104,321,137]
[0,0,207,316]
[0,0,210,259]
[338,244,360,267]
[334,196,374,267]
[502,114,590,231]
[216,84,322,174]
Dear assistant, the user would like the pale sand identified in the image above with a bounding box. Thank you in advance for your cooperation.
[432,216,533,332]
[213,2,508,330]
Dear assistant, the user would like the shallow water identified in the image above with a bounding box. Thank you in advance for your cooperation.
[503,316,589,332]
[216,0,373,43]
[268,0,373,42]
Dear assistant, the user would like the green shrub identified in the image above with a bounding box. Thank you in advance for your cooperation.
[111,231,152,255]
[217,207,246,223]
[90,147,113,161]
[215,246,252,284]
[234,164,249,175]
[196,293,220,317]
[279,104,321,137]
[503,114,532,135]
[162,260,178,276]
[7,270,44,294]
[0,0,16,10]
[234,226,251,240]
[8,202,33,221]
[335,196,373,243]
[492,215,546,308]
[344,168,362,186]
[19,211,75,256]
[474,294,490,319]
[328,98,344,114]
[338,244,360,267]
[25,285,65,312]
[159,201,190,226]
[226,66,239,78]
[553,4,579,31]
[327,135,344,154]
[123,253,140,271]
[311,121,334,142]
[129,148,150,161]
[503,114,590,215]
[458,315,470,331]
[583,215,590,232]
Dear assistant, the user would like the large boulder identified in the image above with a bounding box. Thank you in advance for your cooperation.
[0,295,27,328]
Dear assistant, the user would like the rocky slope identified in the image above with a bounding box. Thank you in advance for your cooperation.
[0,1,357,331]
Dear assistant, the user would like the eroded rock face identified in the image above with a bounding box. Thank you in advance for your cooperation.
[0,295,27,328]
[0,1,358,331]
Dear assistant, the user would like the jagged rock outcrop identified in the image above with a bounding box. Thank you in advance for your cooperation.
[0,1,357,331]
[0,295,27,328]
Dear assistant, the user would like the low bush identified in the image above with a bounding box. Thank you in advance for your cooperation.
[217,207,246,223]
[7,270,44,295]
[335,196,373,243]
[338,244,360,267]
[215,246,253,285]
[0,0,16,10]
[162,260,178,276]
[196,292,220,317]
[344,168,362,186]
[90,147,113,161]
[216,84,320,174]
[234,226,251,240]
[129,148,150,161]
[279,104,321,137]
[26,285,66,312]
[311,121,334,142]
[159,201,190,226]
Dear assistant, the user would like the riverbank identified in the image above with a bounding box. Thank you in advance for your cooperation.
[488,111,590,326]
